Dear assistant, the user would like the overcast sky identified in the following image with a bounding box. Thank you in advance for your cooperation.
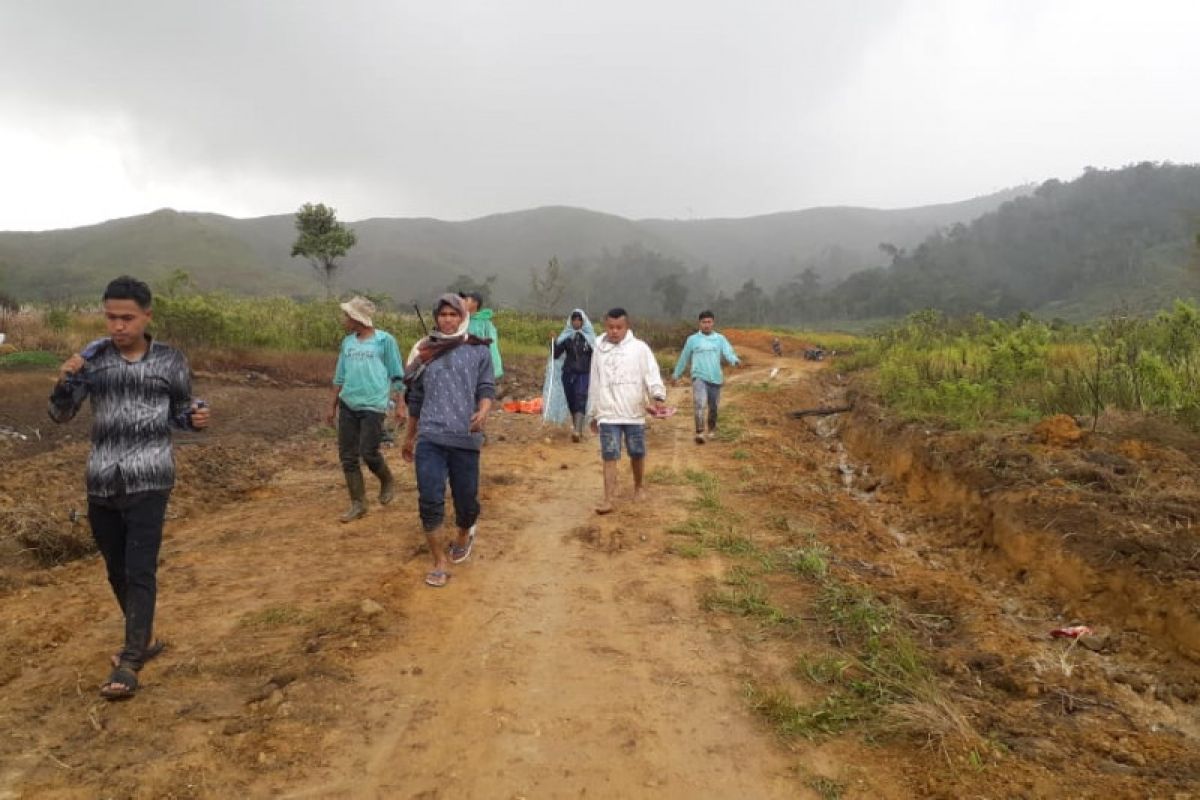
[1,0,1197,230]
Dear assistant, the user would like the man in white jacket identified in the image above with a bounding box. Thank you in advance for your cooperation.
[587,308,667,514]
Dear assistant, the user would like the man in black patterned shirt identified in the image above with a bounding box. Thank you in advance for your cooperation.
[49,276,210,700]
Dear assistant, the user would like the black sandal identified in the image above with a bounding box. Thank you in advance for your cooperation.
[99,662,139,701]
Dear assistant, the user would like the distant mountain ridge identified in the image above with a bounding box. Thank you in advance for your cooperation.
[816,162,1200,321]
[0,188,1030,305]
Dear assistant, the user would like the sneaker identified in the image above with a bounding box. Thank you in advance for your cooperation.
[694,433,705,445]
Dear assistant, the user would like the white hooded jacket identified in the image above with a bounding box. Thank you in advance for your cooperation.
[586,329,666,424]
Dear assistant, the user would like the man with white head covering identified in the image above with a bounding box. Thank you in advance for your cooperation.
[553,308,596,441]
[402,294,495,588]
[327,296,406,523]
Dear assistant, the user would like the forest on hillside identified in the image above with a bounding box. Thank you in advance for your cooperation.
[749,162,1200,324]
[441,163,1200,325]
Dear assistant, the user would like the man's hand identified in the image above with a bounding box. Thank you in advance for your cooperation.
[652,398,667,414]
[394,404,408,429]
[402,438,416,463]
[58,354,85,383]
[469,409,488,432]
[589,419,599,434]
[325,408,337,428]
[190,402,211,430]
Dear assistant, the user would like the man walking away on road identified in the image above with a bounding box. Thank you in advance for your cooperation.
[327,296,406,523]
[49,275,211,701]
[554,308,596,442]
[402,294,495,588]
[673,310,740,444]
[460,291,503,382]
[587,308,667,515]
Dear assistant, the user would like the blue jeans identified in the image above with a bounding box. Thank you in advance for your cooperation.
[598,423,646,462]
[414,438,480,532]
[692,378,722,433]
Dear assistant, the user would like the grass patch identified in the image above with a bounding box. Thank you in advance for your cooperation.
[795,654,854,684]
[781,540,830,579]
[713,408,746,442]
[809,777,847,800]
[746,683,867,738]
[666,517,717,537]
[709,530,758,556]
[239,605,313,628]
[670,541,706,559]
[646,466,686,485]
[702,580,795,626]
[732,448,750,460]
[0,350,59,369]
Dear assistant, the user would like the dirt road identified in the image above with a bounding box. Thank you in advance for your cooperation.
[3,338,1199,798]
[0,353,830,799]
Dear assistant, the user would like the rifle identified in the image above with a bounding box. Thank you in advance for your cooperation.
[412,301,429,336]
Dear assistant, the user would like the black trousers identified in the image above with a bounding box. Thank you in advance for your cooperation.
[87,490,170,669]
[337,401,387,476]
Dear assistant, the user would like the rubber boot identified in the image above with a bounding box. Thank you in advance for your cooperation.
[571,412,585,442]
[377,463,396,505]
[339,470,368,523]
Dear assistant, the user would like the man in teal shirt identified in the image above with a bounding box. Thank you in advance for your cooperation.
[327,297,406,522]
[460,292,503,380]
[672,310,740,444]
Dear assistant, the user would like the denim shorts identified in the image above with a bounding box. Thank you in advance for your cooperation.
[598,422,646,461]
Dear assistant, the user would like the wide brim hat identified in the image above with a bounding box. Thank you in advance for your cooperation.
[340,296,375,327]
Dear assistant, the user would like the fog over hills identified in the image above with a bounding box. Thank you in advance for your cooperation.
[0,186,1028,308]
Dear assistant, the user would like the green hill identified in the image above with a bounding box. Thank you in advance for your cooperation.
[820,162,1200,321]
[0,190,1026,309]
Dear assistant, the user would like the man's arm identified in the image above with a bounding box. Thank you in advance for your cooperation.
[672,336,693,382]
[644,344,667,408]
[470,349,497,431]
[722,334,740,367]
[328,345,346,426]
[168,351,208,430]
[586,346,601,431]
[401,373,425,462]
[383,334,407,424]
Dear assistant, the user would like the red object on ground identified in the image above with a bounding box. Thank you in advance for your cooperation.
[502,398,544,414]
[1050,625,1093,639]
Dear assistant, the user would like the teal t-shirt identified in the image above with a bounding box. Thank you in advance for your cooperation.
[333,330,405,412]
[467,309,503,378]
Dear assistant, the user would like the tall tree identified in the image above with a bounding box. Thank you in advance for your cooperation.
[530,256,567,314]
[653,272,689,318]
[290,202,358,298]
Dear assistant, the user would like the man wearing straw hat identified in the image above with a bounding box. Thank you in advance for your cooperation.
[327,296,406,522]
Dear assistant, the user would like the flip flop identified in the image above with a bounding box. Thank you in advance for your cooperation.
[448,526,477,564]
[99,662,139,701]
[111,638,166,668]
[424,570,450,588]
